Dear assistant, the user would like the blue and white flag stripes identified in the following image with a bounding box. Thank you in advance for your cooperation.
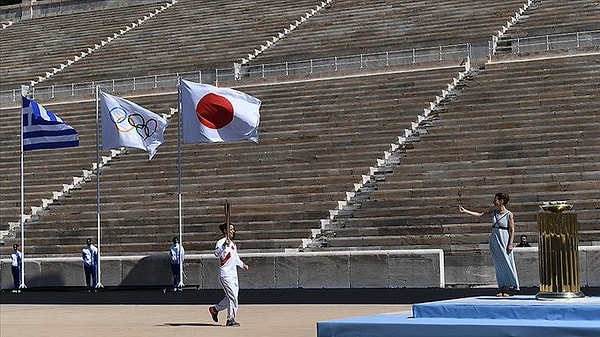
[100,91,168,160]
[22,96,79,151]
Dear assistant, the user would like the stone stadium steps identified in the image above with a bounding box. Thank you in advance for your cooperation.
[9,228,308,246]
[378,169,600,193]
[340,205,599,232]
[252,0,527,64]
[394,144,599,166]
[40,0,321,86]
[495,0,600,56]
[0,235,305,257]
[315,54,600,250]
[2,67,462,256]
[33,197,334,219]
[0,3,165,90]
[18,221,312,241]
[20,212,320,233]
[319,230,600,251]
[394,141,600,162]
[499,0,600,39]
[23,175,357,199]
[34,201,336,225]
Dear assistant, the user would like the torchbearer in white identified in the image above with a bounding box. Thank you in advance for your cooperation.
[209,201,249,327]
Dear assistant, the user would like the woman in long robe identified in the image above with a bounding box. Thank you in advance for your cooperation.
[459,192,520,296]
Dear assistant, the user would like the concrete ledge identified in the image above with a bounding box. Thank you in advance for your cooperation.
[0,249,444,289]
[1,247,597,289]
[445,246,600,287]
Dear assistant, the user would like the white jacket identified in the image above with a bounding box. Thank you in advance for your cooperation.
[214,237,244,278]
[82,244,98,266]
[169,243,185,264]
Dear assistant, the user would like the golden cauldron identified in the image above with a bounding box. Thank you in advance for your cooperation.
[536,201,584,300]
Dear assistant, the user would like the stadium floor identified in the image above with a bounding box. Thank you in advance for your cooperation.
[2,287,598,337]
[1,303,409,337]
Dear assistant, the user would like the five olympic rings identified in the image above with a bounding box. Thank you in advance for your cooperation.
[109,106,158,139]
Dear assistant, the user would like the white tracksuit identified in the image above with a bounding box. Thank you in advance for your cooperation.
[213,237,245,321]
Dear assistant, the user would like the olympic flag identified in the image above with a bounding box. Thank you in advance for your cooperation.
[100,91,168,160]
[22,96,79,151]
[180,79,261,144]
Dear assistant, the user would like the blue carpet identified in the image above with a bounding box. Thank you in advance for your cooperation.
[317,296,600,337]
[413,295,600,320]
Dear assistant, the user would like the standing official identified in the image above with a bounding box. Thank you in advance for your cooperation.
[516,234,532,247]
[82,238,98,291]
[10,244,23,292]
[209,223,249,327]
[169,236,185,291]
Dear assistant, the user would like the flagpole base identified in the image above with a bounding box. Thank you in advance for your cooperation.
[95,282,104,289]
[19,283,27,289]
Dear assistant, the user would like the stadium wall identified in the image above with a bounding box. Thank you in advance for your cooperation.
[1,248,599,289]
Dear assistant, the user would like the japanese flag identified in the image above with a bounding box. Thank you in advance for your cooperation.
[180,79,261,144]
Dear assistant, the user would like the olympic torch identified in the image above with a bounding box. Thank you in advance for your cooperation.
[225,199,231,240]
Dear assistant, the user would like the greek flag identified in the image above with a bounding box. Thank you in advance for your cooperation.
[22,96,79,151]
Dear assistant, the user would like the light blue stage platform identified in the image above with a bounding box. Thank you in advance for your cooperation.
[317,296,600,337]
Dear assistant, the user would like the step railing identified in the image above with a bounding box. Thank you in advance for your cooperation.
[492,30,600,56]
[489,0,534,57]
[0,43,471,106]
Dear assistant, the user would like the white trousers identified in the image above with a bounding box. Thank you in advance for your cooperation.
[215,275,239,321]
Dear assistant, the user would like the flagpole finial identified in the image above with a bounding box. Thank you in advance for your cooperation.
[21,85,30,98]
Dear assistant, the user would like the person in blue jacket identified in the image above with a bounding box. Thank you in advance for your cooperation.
[10,244,23,292]
[82,238,98,291]
[169,236,185,291]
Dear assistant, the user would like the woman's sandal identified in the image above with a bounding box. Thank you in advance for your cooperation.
[496,286,512,297]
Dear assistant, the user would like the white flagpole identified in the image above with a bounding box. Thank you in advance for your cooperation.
[19,87,27,290]
[177,77,184,288]
[95,86,103,288]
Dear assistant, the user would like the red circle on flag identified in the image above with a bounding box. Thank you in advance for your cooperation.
[196,93,234,129]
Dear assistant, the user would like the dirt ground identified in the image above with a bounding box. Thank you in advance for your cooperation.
[1,303,411,337]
